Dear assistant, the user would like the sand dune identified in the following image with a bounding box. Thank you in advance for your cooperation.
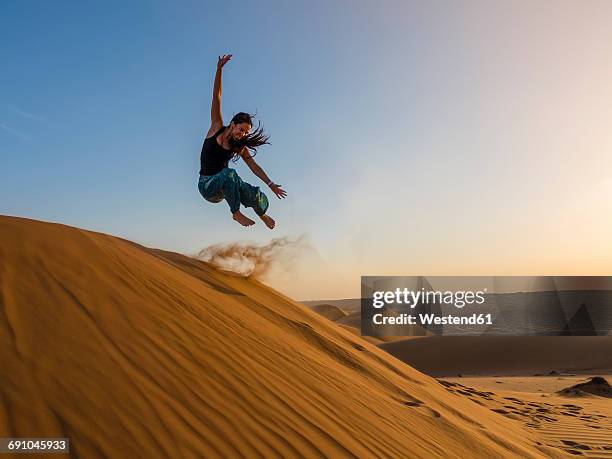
[0,217,568,458]
[0,216,568,458]
[302,299,361,313]
[309,303,347,321]
[334,310,361,328]
[559,377,612,398]
[380,336,612,377]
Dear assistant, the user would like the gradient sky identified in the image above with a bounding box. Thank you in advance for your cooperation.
[2,1,611,300]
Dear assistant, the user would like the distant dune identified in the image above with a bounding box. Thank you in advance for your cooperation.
[0,216,565,458]
[309,303,347,321]
[302,298,361,313]
[335,310,361,328]
[380,336,612,377]
[559,376,612,398]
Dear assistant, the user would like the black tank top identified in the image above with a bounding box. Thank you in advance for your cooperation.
[199,126,235,176]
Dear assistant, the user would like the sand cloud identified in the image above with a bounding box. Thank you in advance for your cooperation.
[194,236,308,279]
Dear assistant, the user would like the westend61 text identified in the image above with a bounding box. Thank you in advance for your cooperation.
[372,313,493,326]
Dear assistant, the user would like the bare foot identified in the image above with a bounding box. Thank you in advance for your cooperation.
[259,214,275,229]
[233,210,255,227]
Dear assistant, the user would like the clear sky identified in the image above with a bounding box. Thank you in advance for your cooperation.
[2,1,612,300]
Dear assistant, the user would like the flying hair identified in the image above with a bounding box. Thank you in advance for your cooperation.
[229,112,270,161]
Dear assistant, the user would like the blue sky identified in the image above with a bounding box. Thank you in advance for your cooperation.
[2,1,612,299]
[1,1,395,238]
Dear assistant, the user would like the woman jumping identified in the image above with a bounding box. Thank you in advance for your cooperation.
[198,54,287,228]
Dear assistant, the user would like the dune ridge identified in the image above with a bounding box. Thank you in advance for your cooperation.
[0,216,565,458]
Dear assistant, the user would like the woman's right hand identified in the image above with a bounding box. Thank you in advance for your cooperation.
[217,54,232,69]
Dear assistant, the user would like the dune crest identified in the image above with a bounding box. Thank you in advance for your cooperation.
[0,216,564,458]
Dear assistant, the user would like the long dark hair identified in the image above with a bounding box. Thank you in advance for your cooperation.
[229,112,270,160]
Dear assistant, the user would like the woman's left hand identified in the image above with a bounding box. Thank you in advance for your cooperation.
[270,184,287,199]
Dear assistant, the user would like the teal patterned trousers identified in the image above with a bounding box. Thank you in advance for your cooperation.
[198,168,269,216]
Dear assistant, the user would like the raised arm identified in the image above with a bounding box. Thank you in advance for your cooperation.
[207,54,232,137]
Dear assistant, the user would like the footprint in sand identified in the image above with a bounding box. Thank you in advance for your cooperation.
[535,414,557,422]
[438,380,457,388]
[402,401,422,407]
[457,390,474,396]
[536,408,552,413]
[401,400,442,419]
[561,404,582,410]
[561,440,591,451]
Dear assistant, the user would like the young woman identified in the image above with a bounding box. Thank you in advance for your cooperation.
[198,54,287,228]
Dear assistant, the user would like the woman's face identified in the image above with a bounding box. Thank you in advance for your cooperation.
[231,122,251,140]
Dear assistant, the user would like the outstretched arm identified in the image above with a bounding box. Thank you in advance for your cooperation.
[207,54,232,137]
[240,148,288,199]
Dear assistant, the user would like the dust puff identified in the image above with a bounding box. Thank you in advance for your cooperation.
[194,236,308,279]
